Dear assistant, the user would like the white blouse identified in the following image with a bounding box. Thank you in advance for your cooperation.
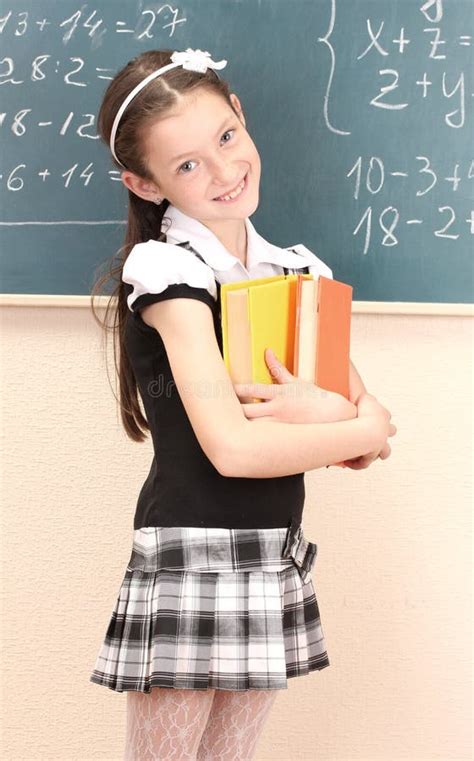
[122,203,333,312]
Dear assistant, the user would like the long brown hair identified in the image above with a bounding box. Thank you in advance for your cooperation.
[90,49,238,442]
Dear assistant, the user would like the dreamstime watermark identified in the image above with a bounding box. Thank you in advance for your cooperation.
[147,374,329,400]
[148,376,246,399]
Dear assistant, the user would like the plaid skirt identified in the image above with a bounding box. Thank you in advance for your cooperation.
[89,520,330,692]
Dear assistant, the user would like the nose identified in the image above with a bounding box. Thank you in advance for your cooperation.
[211,156,241,189]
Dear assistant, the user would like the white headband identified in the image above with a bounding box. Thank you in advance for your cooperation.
[109,48,228,168]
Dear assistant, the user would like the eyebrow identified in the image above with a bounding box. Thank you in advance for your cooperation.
[168,116,235,166]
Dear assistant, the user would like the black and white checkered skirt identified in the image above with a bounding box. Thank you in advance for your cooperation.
[89,521,330,692]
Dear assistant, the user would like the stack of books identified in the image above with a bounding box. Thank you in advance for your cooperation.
[221,273,353,467]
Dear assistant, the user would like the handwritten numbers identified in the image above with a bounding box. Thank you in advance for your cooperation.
[0,57,23,85]
[347,157,384,200]
[6,164,26,192]
[348,155,470,253]
[11,109,31,136]
[353,207,373,256]
[434,207,460,239]
[353,206,400,255]
[61,163,94,188]
[416,157,437,197]
[380,207,400,246]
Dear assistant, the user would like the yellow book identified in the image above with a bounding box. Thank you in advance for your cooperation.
[221,274,313,388]
[221,275,285,377]
[250,279,293,384]
[226,289,252,384]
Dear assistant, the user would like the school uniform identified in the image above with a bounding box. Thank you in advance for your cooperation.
[89,204,332,693]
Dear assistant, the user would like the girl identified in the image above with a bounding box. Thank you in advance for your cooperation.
[89,48,396,760]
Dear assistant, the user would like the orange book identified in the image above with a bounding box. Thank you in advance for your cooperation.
[294,275,353,468]
[314,276,353,399]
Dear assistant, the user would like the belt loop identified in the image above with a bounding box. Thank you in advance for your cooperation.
[281,519,318,583]
[282,517,301,558]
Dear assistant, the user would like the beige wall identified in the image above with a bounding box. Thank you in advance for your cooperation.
[1,305,472,761]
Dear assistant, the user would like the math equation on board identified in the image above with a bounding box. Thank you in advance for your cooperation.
[316,0,473,255]
[0,0,472,260]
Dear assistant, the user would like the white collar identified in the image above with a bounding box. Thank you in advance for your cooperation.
[163,203,318,273]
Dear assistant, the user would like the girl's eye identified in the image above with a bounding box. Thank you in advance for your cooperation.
[177,128,236,174]
[221,128,235,144]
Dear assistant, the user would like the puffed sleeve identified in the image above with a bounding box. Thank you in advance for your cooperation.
[122,240,218,314]
[288,243,333,280]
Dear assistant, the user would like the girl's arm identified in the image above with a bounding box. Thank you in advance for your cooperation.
[232,352,391,473]
[143,297,384,479]
[221,416,380,478]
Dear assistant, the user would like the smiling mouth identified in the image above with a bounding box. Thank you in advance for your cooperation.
[213,172,248,202]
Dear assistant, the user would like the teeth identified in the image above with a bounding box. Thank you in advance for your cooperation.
[215,176,246,201]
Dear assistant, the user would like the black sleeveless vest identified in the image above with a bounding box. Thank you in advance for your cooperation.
[124,240,309,532]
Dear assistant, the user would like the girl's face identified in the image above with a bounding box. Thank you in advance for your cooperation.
[122,89,261,225]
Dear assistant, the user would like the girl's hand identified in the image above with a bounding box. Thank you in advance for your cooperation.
[356,392,396,444]
[338,440,392,470]
[339,392,397,469]
[233,348,356,425]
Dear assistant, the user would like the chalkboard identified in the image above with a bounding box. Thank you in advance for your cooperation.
[1,0,473,304]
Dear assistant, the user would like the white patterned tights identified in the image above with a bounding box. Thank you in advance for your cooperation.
[124,687,278,760]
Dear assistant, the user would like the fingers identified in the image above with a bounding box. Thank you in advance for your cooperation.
[248,415,279,423]
[234,383,278,400]
[264,348,295,383]
[342,458,369,470]
[241,401,274,419]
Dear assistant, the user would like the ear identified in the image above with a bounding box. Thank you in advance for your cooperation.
[229,93,246,129]
[120,170,162,203]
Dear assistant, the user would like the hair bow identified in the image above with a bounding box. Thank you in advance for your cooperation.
[170,48,227,74]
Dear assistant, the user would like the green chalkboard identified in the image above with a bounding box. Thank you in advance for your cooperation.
[1,0,473,303]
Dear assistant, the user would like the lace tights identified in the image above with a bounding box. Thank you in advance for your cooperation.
[124,687,278,760]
